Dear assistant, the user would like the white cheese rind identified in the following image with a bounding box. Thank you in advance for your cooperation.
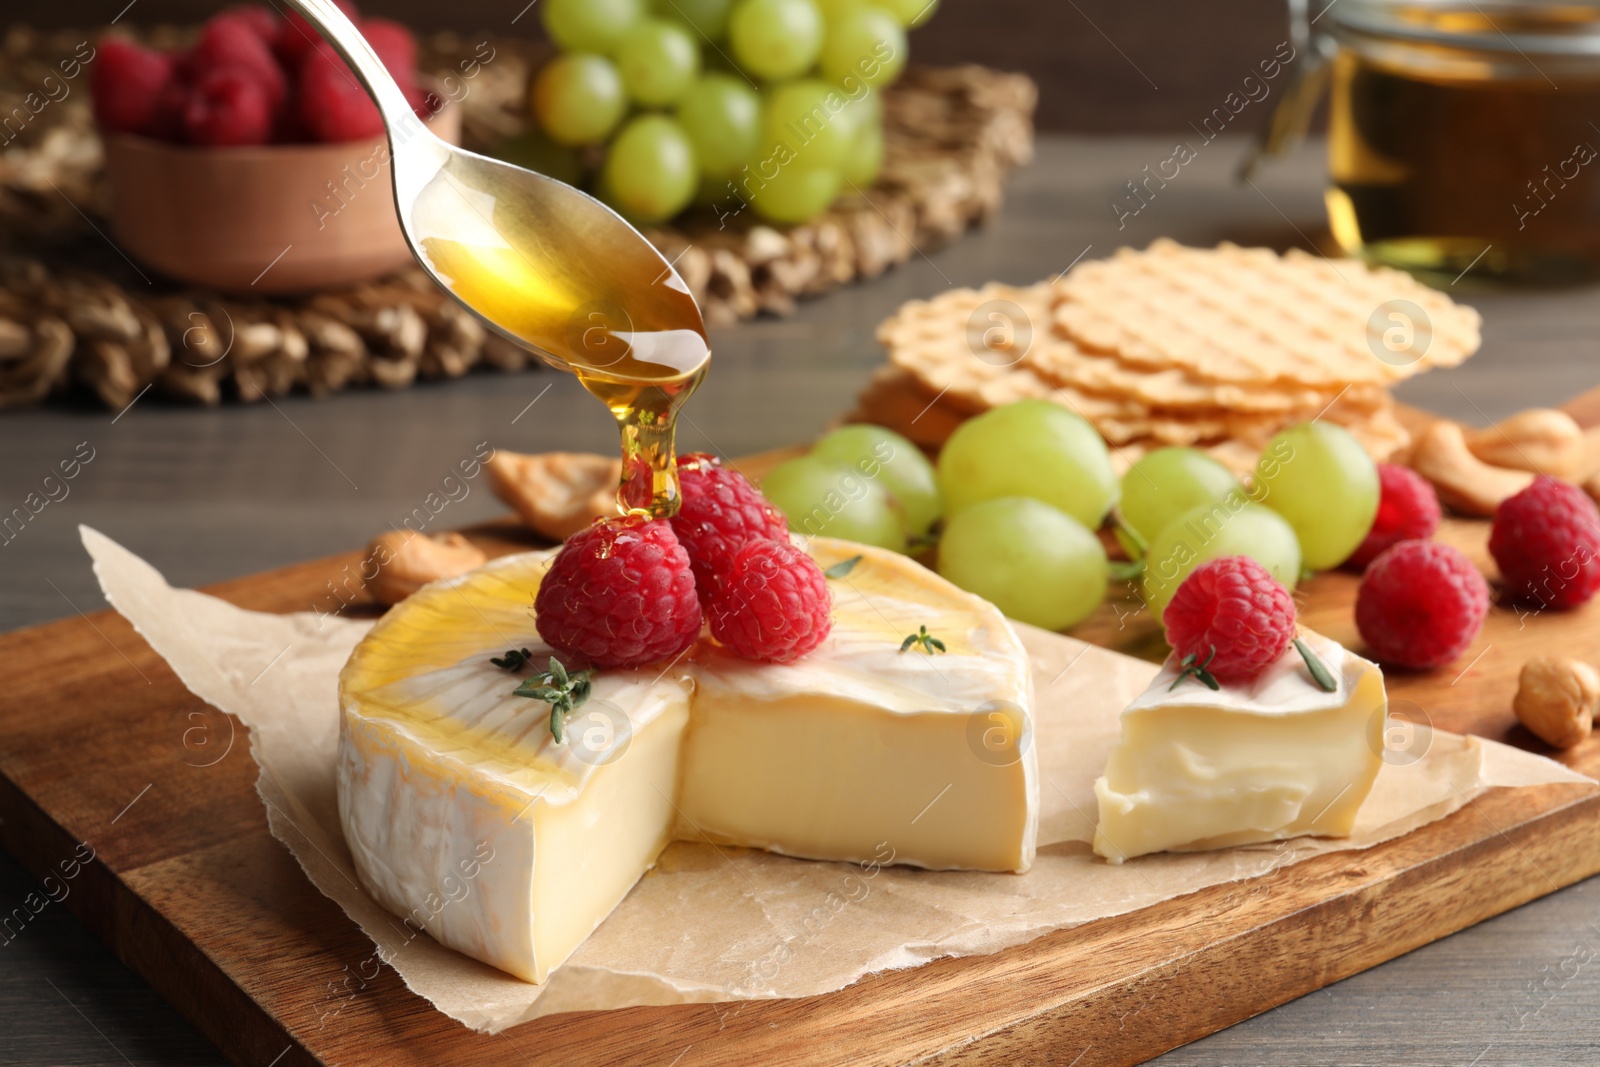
[338,649,691,983]
[337,538,1039,984]
[1093,631,1386,863]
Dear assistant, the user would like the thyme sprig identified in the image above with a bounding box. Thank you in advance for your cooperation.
[1294,637,1338,692]
[1170,646,1221,691]
[900,625,946,654]
[824,554,863,579]
[490,648,535,671]
[511,656,593,743]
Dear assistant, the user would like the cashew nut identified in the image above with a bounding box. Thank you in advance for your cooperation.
[366,531,487,605]
[1463,408,1584,481]
[1582,424,1600,482]
[488,450,620,541]
[1513,656,1599,749]
[1584,469,1600,508]
[1410,420,1535,517]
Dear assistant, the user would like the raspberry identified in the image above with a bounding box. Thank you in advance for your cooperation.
[298,42,384,142]
[1162,556,1297,684]
[669,453,789,604]
[147,71,195,142]
[1345,463,1441,571]
[707,539,832,663]
[276,0,361,69]
[1490,475,1600,610]
[1356,540,1489,669]
[193,14,288,107]
[534,515,701,670]
[91,40,173,135]
[183,70,273,147]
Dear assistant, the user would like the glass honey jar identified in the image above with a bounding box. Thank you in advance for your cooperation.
[1277,0,1600,283]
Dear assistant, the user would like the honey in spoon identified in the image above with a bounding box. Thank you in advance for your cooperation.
[279,0,710,519]
[406,154,710,519]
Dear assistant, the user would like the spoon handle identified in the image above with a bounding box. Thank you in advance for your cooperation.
[277,0,425,142]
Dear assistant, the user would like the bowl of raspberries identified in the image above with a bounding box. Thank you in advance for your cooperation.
[91,2,457,294]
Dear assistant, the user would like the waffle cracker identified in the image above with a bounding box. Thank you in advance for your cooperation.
[848,366,965,450]
[849,366,1410,473]
[881,282,1378,416]
[1049,239,1481,387]
[877,285,1328,445]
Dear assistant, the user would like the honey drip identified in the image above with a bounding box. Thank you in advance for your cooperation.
[405,154,710,517]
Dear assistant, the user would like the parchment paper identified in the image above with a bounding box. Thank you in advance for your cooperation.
[81,525,1596,1034]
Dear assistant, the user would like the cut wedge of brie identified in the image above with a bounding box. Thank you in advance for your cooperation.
[337,538,1037,984]
[1093,631,1386,863]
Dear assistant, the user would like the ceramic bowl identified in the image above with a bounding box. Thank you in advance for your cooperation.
[103,97,459,295]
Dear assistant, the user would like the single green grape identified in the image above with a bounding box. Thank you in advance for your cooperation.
[600,115,699,223]
[615,19,701,106]
[811,424,941,536]
[813,0,860,17]
[841,116,883,185]
[937,399,1117,530]
[876,0,938,26]
[728,0,824,80]
[761,455,907,551]
[530,53,628,146]
[676,73,762,177]
[489,128,584,186]
[1117,447,1241,553]
[1253,421,1379,571]
[762,79,860,171]
[819,5,906,89]
[852,84,883,124]
[939,497,1108,630]
[655,0,732,38]
[1140,500,1302,617]
[542,0,645,53]
[747,161,841,222]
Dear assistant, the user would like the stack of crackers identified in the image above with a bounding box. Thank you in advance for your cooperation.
[851,239,1482,473]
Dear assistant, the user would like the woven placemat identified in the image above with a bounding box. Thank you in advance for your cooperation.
[0,27,1035,410]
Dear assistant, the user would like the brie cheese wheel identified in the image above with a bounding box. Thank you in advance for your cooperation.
[337,538,1036,984]
[1092,631,1386,863]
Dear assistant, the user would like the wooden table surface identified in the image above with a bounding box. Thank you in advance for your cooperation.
[4,134,1600,1067]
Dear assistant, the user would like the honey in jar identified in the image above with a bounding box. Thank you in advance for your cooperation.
[1323,0,1600,283]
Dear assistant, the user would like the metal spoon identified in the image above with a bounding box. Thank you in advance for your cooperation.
[279,0,709,382]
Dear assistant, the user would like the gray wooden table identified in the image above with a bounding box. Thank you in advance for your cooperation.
[3,135,1598,1067]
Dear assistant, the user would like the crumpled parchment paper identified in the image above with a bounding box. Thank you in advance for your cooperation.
[81,525,1596,1033]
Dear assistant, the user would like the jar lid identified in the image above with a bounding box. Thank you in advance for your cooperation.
[1328,0,1600,55]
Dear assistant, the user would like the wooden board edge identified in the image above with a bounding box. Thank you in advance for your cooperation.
[10,385,1600,1065]
[0,772,318,1067]
[916,786,1600,1066]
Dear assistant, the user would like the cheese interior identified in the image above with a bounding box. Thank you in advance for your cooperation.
[337,539,1037,984]
[1093,631,1386,863]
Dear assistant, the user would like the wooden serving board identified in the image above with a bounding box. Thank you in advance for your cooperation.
[6,393,1600,1067]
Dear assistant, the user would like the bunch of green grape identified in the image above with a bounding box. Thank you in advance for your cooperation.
[760,400,1384,642]
[1128,422,1379,618]
[761,402,1118,633]
[524,0,935,226]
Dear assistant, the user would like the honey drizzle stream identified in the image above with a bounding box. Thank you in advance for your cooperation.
[580,368,706,519]
[405,155,711,519]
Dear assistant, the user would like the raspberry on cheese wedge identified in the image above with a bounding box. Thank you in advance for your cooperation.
[337,538,1037,985]
[1092,630,1386,863]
